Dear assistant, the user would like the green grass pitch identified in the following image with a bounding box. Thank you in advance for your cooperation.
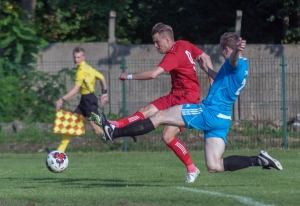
[0,150,299,206]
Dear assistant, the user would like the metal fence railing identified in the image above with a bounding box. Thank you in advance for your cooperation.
[0,56,300,153]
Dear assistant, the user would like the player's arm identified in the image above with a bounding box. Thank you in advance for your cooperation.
[119,66,165,80]
[197,53,217,82]
[229,37,246,67]
[56,85,80,111]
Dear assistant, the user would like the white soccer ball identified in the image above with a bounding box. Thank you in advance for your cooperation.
[46,150,69,173]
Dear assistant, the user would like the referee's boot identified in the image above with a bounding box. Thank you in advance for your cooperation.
[90,112,102,126]
[45,148,56,153]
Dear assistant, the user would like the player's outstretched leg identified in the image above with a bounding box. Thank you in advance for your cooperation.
[258,150,283,170]
[100,112,115,141]
[100,112,137,142]
[185,167,200,183]
[100,112,136,142]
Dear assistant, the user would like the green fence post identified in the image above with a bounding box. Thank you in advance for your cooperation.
[280,55,288,149]
[121,56,128,151]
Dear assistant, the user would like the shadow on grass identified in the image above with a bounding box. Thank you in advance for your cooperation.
[0,177,164,188]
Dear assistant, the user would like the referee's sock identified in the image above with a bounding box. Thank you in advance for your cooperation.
[57,134,72,152]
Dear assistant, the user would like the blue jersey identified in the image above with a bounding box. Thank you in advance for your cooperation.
[202,57,249,114]
[182,56,249,141]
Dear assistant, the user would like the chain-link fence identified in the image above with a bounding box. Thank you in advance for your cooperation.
[1,56,300,153]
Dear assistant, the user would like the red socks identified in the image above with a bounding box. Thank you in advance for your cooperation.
[111,114,197,173]
[167,138,196,173]
[110,112,145,128]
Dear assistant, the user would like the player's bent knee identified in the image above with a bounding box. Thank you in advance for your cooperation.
[206,162,224,173]
[207,168,220,173]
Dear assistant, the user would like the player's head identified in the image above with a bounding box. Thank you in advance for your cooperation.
[73,47,86,66]
[151,23,175,54]
[219,32,239,59]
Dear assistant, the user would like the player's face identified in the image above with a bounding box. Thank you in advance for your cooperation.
[152,33,170,54]
[219,45,229,59]
[73,52,85,66]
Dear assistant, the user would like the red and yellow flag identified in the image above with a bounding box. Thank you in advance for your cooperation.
[53,110,85,136]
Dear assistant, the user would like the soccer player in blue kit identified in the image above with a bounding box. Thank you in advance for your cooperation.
[97,32,282,179]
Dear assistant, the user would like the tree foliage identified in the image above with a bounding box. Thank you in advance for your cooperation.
[34,0,136,43]
[0,0,47,73]
[30,0,300,44]
[0,0,70,123]
[3,0,299,44]
[255,0,300,43]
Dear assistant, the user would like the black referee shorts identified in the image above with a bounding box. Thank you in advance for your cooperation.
[74,93,99,118]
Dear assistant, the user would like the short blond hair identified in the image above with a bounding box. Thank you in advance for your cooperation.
[151,23,174,41]
[73,47,85,55]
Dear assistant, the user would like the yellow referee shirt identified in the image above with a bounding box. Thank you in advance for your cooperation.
[75,61,105,95]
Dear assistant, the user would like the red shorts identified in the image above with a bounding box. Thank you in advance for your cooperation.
[151,92,200,131]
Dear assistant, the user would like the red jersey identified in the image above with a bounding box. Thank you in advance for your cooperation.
[158,40,203,100]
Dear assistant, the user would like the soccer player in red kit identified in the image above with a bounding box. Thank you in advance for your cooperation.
[92,22,213,183]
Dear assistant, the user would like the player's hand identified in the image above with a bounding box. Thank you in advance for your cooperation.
[100,94,108,106]
[119,73,128,81]
[56,98,63,111]
[197,56,208,73]
[236,37,246,51]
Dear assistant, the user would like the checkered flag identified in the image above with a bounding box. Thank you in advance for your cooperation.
[53,110,85,136]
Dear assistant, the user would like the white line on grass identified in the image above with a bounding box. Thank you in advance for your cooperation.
[176,186,274,206]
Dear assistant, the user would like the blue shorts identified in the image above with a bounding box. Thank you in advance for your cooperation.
[182,104,232,142]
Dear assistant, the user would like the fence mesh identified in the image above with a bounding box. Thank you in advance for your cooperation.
[1,56,300,153]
